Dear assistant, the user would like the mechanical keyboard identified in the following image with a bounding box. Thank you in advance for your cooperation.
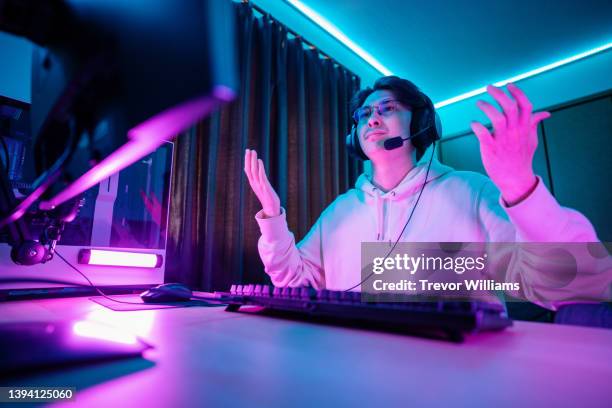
[216,284,513,342]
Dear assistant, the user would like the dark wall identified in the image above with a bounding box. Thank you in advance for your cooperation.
[438,91,612,241]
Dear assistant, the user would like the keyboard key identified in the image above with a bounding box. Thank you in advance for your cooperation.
[299,287,311,300]
[316,290,329,301]
[340,291,354,302]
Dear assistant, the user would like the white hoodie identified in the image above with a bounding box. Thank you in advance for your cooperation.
[255,159,610,309]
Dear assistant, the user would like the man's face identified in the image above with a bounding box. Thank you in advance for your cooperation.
[356,90,413,161]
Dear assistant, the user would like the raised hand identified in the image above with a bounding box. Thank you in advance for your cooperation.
[244,149,281,218]
[471,83,551,206]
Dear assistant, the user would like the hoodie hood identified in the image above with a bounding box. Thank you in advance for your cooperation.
[354,158,454,241]
[355,158,454,200]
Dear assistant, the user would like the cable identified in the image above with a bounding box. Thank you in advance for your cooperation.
[2,256,217,306]
[54,250,177,306]
[344,140,437,292]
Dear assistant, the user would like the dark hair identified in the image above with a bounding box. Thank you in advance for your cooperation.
[349,76,434,160]
[349,76,428,121]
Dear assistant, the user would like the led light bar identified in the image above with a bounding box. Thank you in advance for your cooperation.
[286,0,392,75]
[434,42,612,108]
[78,249,163,268]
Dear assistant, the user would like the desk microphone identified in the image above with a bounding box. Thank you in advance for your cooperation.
[383,125,432,151]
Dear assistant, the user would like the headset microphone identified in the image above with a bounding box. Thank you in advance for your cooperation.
[383,125,432,151]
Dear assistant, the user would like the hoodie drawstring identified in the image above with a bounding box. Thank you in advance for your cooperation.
[375,190,384,241]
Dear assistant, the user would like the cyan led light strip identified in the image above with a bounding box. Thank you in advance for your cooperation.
[286,0,392,75]
[434,42,612,108]
[285,1,611,109]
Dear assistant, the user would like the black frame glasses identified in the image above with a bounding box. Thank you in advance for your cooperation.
[352,99,407,124]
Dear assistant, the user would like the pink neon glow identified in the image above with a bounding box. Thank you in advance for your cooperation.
[39,93,232,210]
[213,85,236,102]
[128,95,219,141]
[39,137,162,211]
[72,321,138,345]
[86,309,154,338]
[87,249,160,268]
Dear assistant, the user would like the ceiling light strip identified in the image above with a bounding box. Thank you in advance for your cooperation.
[286,0,392,75]
[434,42,612,108]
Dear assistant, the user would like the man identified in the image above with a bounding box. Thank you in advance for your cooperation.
[244,76,609,307]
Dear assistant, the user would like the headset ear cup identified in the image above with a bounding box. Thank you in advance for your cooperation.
[354,127,368,160]
[345,126,368,160]
[433,111,442,141]
[345,130,357,159]
[409,108,430,156]
[410,95,441,158]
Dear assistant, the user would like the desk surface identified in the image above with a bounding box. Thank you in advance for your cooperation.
[1,295,611,408]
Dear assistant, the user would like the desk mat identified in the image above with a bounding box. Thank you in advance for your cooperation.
[89,294,225,311]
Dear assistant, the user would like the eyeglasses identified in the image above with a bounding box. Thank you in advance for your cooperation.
[352,99,406,124]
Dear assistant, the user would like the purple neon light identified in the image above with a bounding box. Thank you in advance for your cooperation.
[81,249,161,268]
[39,91,234,211]
[213,85,236,102]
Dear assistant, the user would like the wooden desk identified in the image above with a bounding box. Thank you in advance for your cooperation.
[1,296,611,407]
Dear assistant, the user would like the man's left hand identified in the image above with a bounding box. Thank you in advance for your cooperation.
[471,83,550,206]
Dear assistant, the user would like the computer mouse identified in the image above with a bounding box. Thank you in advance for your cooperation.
[140,283,193,303]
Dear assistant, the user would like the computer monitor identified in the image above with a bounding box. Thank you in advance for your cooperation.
[1,0,236,215]
[0,0,237,286]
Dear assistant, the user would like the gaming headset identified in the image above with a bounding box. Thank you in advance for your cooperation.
[345,90,442,161]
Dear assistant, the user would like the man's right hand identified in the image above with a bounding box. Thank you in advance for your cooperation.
[244,149,281,218]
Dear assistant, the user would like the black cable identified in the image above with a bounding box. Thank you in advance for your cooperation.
[1,257,216,306]
[54,250,175,306]
[344,140,437,292]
